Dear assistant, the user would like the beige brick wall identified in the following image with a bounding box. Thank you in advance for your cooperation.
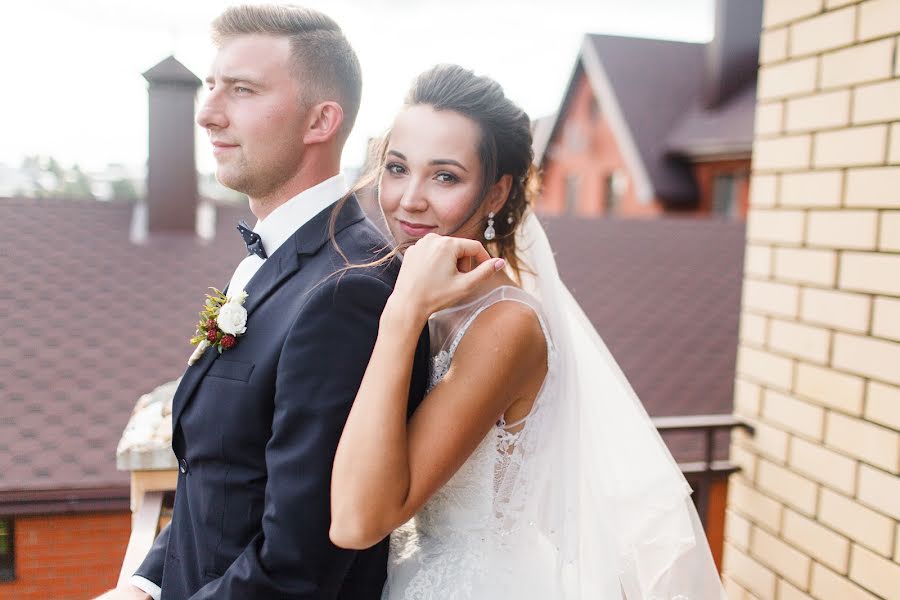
[780,171,842,207]
[725,1,900,598]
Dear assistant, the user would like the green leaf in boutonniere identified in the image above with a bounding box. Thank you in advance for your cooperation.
[187,288,250,366]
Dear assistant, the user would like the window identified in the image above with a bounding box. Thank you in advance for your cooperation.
[0,519,13,582]
[712,173,739,218]
[565,174,581,214]
[604,170,627,216]
[589,96,601,121]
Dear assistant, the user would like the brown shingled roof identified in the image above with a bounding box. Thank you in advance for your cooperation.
[1,200,743,504]
[541,214,745,461]
[1,197,252,502]
[666,81,757,160]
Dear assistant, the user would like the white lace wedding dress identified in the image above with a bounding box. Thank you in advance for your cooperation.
[380,215,727,599]
[381,285,559,600]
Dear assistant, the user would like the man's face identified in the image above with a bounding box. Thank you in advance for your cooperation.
[197,34,310,199]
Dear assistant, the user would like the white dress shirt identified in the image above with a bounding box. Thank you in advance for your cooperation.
[131,173,348,600]
[225,174,349,297]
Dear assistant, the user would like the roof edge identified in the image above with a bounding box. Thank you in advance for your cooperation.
[0,485,130,517]
[536,57,583,167]
[667,144,753,161]
[539,36,664,202]
[579,36,657,204]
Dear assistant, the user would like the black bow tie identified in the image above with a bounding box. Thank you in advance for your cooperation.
[237,220,268,259]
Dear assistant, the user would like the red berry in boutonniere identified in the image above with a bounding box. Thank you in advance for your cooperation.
[188,288,250,366]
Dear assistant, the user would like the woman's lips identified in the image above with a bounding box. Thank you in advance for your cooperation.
[397,219,437,237]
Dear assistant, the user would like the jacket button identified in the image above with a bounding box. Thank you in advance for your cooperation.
[179,458,188,474]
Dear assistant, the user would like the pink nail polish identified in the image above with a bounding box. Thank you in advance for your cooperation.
[494,259,506,271]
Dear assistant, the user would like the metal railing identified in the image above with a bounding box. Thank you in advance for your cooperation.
[119,414,752,581]
[651,414,754,528]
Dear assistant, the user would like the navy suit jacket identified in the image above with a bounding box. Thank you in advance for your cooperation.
[135,197,430,599]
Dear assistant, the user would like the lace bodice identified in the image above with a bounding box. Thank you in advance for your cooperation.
[382,286,557,599]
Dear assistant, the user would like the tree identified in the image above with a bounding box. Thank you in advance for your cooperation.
[62,164,95,199]
[110,178,138,200]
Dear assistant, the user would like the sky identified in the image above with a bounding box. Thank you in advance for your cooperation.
[0,0,713,174]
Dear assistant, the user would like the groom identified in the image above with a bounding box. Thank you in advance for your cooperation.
[99,5,429,599]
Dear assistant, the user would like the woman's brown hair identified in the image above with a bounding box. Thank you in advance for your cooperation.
[330,64,538,279]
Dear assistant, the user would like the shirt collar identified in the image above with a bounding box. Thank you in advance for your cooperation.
[252,174,349,257]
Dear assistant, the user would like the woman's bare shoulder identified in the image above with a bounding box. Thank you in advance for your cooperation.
[455,293,547,372]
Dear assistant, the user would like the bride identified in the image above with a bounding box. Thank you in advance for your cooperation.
[329,64,726,599]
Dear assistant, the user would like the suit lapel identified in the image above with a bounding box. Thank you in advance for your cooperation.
[241,193,365,318]
[172,195,367,430]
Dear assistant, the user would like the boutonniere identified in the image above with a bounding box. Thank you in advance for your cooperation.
[188,288,249,365]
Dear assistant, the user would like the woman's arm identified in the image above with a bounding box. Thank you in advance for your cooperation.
[329,236,547,549]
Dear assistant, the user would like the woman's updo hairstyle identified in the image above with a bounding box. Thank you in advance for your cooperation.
[396,64,537,276]
[331,64,539,279]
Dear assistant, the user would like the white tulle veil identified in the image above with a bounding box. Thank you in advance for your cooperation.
[491,213,727,599]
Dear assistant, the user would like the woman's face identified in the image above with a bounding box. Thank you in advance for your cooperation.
[378,104,490,246]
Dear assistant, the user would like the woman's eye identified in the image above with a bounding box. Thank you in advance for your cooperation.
[435,172,458,184]
[385,163,406,175]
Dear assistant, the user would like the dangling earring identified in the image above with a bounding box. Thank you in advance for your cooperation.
[484,212,496,241]
[507,213,514,225]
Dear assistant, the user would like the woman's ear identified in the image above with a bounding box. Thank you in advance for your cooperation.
[486,174,513,214]
[303,101,345,145]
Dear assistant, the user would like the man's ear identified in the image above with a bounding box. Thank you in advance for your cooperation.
[303,101,345,145]
[486,174,513,214]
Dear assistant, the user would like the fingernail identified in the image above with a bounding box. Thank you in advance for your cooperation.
[494,258,506,271]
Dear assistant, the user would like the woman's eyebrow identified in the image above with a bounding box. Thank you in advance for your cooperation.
[430,159,468,172]
[387,149,469,173]
[387,150,468,172]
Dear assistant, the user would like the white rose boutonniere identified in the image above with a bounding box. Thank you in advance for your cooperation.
[217,300,248,336]
[188,288,250,365]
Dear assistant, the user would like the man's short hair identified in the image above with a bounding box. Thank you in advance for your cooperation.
[212,4,362,143]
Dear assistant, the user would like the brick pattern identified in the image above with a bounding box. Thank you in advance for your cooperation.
[0,512,131,600]
[726,1,900,598]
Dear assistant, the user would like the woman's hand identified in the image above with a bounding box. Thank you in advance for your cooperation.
[392,234,505,317]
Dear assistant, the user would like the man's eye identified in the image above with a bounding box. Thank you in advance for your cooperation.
[235,86,252,94]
